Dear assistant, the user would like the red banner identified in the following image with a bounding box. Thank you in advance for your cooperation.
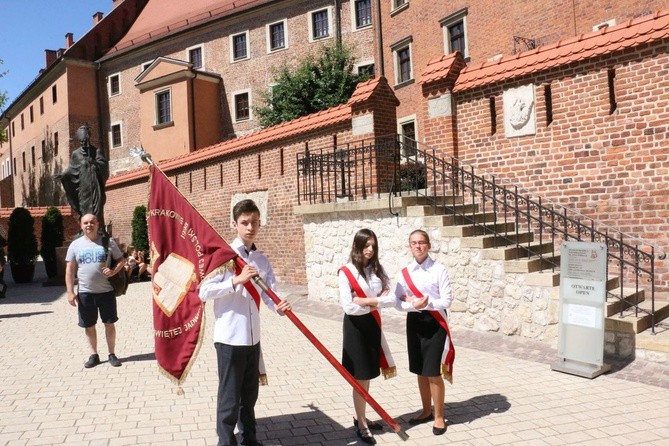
[148,165,237,384]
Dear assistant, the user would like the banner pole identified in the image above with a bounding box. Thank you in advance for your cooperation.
[239,257,409,441]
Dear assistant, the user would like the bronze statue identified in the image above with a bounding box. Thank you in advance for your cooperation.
[57,125,109,227]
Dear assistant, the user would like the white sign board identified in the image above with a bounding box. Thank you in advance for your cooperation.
[552,241,611,378]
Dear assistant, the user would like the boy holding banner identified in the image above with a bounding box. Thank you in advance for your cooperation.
[199,199,291,446]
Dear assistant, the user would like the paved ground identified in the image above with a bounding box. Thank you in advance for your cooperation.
[1,264,669,446]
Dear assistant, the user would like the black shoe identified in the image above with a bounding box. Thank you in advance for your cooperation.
[356,428,376,445]
[353,418,383,431]
[84,354,100,368]
[433,424,447,435]
[108,354,122,367]
[408,413,434,425]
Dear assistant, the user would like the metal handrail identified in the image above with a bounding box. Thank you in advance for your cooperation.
[296,134,665,333]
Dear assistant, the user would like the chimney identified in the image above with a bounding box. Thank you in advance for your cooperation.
[65,32,74,49]
[44,49,58,68]
[93,12,104,25]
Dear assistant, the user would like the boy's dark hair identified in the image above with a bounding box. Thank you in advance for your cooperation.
[232,199,261,221]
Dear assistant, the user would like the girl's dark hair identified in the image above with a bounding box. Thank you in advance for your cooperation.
[349,228,389,290]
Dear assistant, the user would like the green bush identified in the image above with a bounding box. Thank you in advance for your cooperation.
[8,207,39,264]
[40,206,64,278]
[131,205,149,255]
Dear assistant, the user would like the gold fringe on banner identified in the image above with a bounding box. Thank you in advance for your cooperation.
[157,306,207,394]
[382,366,397,380]
[442,364,453,384]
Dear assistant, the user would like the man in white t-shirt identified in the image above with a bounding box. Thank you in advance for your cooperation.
[65,214,126,368]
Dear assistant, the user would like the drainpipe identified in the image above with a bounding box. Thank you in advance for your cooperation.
[189,74,196,150]
[334,0,342,47]
[3,115,16,207]
[374,0,384,76]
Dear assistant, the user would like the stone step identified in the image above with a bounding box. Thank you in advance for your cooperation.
[484,242,556,260]
[406,203,478,217]
[439,221,516,237]
[461,232,534,249]
[525,271,561,287]
[605,288,645,317]
[605,300,669,334]
[505,254,560,273]
[421,211,499,226]
[392,195,463,207]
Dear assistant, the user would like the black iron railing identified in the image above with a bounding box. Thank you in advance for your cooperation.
[297,135,667,333]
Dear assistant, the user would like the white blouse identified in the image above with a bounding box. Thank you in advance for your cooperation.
[393,256,453,313]
[338,263,394,316]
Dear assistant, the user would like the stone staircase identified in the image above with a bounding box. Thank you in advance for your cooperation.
[398,194,669,360]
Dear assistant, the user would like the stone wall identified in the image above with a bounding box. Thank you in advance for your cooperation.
[298,200,561,345]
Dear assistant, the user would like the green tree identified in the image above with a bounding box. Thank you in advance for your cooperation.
[255,43,369,128]
[131,205,149,254]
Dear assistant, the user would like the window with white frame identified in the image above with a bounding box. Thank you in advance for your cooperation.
[110,122,123,148]
[399,118,417,157]
[267,20,287,51]
[392,37,413,85]
[188,45,204,69]
[353,0,372,29]
[108,73,121,96]
[356,61,375,78]
[441,9,468,58]
[392,0,408,12]
[231,31,250,61]
[155,89,172,125]
[234,91,251,122]
[309,8,331,41]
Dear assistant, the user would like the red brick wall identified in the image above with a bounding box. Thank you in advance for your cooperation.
[376,0,669,144]
[444,43,669,290]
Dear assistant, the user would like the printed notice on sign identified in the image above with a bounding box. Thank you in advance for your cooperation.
[563,242,606,281]
[563,303,601,329]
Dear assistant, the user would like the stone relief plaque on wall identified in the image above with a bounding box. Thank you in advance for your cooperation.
[503,84,536,137]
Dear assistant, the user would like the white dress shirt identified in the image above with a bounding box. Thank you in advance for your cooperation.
[339,263,395,316]
[394,257,453,312]
[199,238,278,345]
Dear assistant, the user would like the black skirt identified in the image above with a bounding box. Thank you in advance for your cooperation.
[342,313,381,380]
[406,311,446,376]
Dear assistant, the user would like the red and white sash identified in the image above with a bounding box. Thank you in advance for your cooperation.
[234,263,268,386]
[339,266,396,379]
[401,267,455,384]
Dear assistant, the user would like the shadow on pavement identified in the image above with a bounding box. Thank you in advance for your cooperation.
[444,393,511,426]
[0,310,54,319]
[0,261,65,305]
[256,403,352,445]
[122,352,156,362]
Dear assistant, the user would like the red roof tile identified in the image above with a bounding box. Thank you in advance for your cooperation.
[418,52,466,86]
[348,76,399,106]
[105,0,273,57]
[0,206,72,219]
[454,9,669,92]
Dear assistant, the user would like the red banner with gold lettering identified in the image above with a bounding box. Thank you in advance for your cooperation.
[148,165,237,386]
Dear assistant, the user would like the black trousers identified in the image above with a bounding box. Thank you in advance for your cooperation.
[215,342,260,446]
